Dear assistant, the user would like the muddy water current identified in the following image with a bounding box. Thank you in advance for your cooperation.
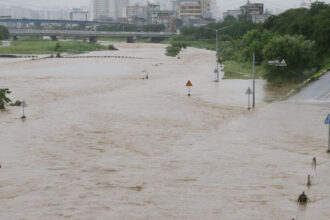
[0,43,329,220]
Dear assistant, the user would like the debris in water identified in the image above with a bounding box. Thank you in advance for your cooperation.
[297,191,308,204]
[307,175,311,187]
[312,157,316,169]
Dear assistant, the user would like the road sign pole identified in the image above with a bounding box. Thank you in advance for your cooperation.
[248,93,250,110]
[21,100,26,119]
[325,114,330,152]
[22,101,25,117]
[252,52,256,108]
[328,124,330,152]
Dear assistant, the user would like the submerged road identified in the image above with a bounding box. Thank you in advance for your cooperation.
[289,71,330,102]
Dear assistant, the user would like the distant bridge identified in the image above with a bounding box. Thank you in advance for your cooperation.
[0,18,118,26]
[9,29,174,42]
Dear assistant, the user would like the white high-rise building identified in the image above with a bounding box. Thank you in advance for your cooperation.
[110,0,129,19]
[93,0,110,20]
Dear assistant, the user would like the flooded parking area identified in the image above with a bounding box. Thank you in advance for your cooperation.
[0,43,329,219]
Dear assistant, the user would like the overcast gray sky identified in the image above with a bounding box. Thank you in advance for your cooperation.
[0,0,329,13]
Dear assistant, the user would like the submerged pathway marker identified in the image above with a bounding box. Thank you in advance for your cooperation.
[186,80,192,96]
[245,87,253,110]
[325,114,330,153]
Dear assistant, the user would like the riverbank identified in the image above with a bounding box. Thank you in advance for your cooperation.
[0,39,107,54]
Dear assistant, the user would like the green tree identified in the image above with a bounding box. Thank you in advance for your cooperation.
[0,88,12,110]
[141,24,165,32]
[97,24,138,32]
[240,29,272,63]
[312,6,330,55]
[0,25,9,40]
[224,15,237,23]
[262,35,316,83]
[54,42,61,51]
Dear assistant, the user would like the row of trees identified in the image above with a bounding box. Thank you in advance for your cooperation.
[175,2,329,83]
[0,25,9,41]
[96,24,166,32]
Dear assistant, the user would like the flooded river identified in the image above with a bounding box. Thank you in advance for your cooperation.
[0,43,329,220]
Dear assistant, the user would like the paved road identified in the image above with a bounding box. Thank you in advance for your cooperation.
[289,71,330,102]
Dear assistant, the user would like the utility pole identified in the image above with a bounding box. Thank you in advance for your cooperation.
[252,52,256,108]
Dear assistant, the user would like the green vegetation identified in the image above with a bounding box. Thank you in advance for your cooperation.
[166,45,181,57]
[262,35,316,83]
[0,39,107,54]
[169,2,330,84]
[0,25,9,41]
[108,44,118,51]
[223,61,265,79]
[96,24,165,32]
[166,41,187,57]
[54,42,61,51]
[10,100,22,107]
[0,88,11,110]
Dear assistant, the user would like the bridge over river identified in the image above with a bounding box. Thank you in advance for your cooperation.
[9,29,174,43]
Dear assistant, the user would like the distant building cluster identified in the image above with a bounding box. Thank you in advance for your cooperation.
[223,1,271,23]
[0,0,274,32]
[0,5,90,21]
[92,0,216,30]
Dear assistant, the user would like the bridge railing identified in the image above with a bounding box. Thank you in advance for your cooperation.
[8,29,174,38]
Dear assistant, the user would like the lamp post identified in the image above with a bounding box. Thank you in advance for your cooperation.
[213,25,233,82]
[216,29,219,82]
[253,53,255,108]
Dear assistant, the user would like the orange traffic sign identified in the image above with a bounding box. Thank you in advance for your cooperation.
[186,80,192,87]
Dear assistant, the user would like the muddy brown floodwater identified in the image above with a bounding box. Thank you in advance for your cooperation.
[0,43,329,220]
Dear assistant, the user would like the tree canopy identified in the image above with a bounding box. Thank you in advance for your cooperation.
[0,25,9,40]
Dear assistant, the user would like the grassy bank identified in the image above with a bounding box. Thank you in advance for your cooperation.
[0,39,107,54]
[223,61,266,80]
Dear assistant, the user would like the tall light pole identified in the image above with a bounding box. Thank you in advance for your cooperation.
[253,52,256,108]
[216,29,219,82]
[213,25,233,83]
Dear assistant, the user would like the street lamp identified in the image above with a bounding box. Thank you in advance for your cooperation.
[213,25,233,82]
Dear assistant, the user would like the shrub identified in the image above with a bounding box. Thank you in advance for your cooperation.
[54,42,61,51]
[108,44,118,51]
[166,46,181,57]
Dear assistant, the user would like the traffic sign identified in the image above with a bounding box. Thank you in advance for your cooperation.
[219,56,223,60]
[325,114,330,124]
[186,80,192,87]
[245,87,253,95]
[214,68,218,73]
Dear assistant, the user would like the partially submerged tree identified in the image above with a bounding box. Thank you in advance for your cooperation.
[0,88,12,110]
